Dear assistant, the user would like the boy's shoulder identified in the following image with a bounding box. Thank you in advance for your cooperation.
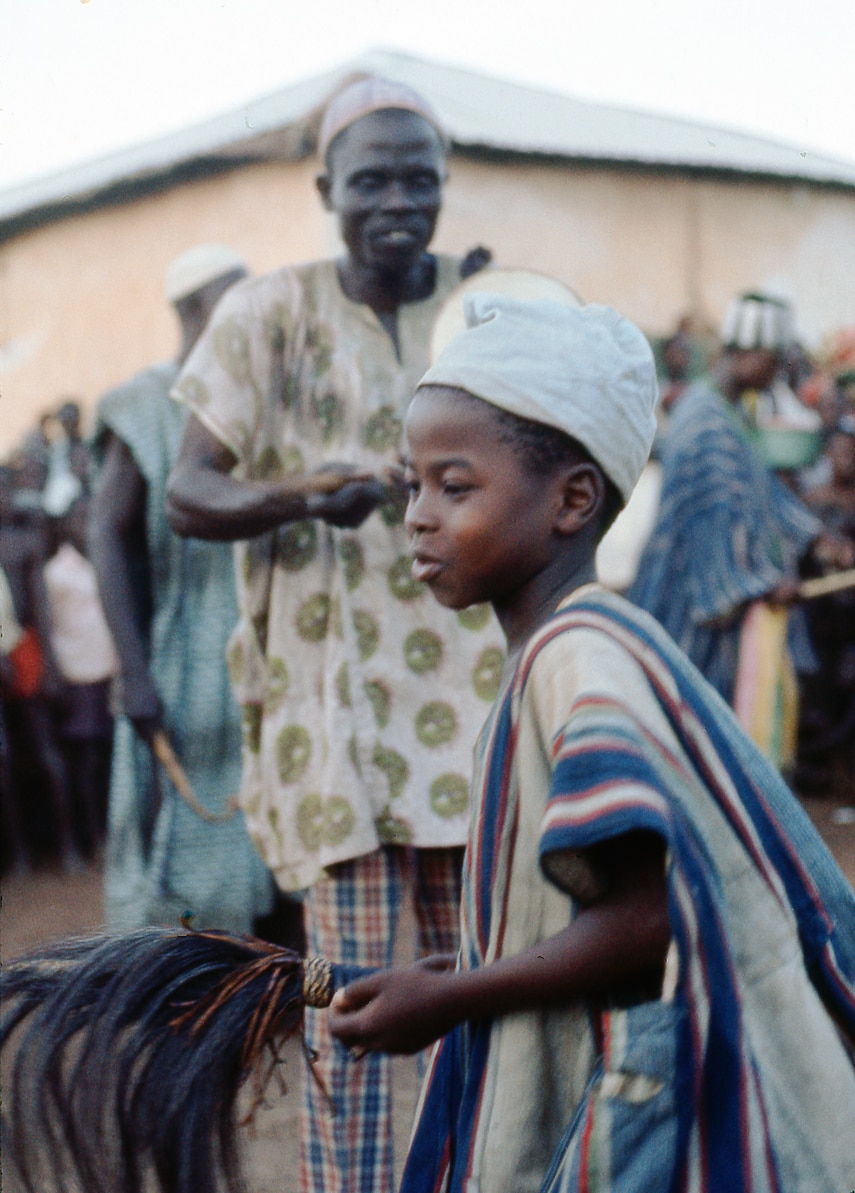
[527,586,657,671]
[521,586,665,707]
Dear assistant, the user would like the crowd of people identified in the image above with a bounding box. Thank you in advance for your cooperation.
[1,401,111,871]
[2,74,855,1193]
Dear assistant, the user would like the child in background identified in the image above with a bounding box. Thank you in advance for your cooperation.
[329,296,855,1192]
[43,495,118,856]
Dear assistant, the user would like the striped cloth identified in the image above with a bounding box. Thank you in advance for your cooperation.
[402,587,855,1193]
[732,602,800,769]
[628,380,819,705]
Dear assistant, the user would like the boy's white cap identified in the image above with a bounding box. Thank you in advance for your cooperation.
[165,244,246,304]
[417,294,658,504]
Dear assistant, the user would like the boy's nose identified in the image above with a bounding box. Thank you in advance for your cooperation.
[404,490,434,535]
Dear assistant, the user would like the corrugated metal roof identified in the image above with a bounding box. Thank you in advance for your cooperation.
[3,48,855,230]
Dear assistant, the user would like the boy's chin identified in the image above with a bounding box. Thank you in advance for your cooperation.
[426,582,469,611]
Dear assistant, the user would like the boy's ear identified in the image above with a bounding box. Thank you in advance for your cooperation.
[315,173,333,211]
[554,463,606,536]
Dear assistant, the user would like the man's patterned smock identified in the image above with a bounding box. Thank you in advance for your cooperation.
[172,255,504,891]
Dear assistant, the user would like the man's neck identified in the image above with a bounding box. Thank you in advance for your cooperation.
[336,254,436,315]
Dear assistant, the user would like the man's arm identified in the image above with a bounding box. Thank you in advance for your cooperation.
[166,414,387,541]
[328,830,669,1057]
[88,432,161,740]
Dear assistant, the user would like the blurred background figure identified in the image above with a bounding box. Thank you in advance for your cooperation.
[628,292,852,772]
[1,561,29,871]
[89,244,279,937]
[658,319,694,413]
[38,400,86,518]
[796,415,855,796]
[0,461,77,872]
[43,495,118,858]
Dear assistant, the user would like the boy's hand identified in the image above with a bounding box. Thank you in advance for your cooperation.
[328,954,459,1057]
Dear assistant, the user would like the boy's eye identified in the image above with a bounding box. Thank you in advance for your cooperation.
[442,481,472,498]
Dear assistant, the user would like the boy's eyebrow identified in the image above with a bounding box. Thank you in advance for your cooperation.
[401,454,475,472]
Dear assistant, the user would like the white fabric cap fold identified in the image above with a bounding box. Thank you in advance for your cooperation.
[165,244,247,304]
[418,294,658,504]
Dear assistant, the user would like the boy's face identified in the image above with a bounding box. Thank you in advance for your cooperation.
[317,110,445,276]
[403,385,561,610]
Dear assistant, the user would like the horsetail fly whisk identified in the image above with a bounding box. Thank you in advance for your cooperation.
[1,927,372,1193]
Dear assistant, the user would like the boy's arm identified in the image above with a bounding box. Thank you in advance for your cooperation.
[328,830,669,1057]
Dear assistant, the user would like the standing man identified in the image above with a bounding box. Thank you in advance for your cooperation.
[90,245,276,935]
[629,292,852,714]
[165,79,503,1193]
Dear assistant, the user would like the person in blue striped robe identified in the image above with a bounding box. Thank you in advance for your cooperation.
[628,293,835,706]
[328,294,855,1193]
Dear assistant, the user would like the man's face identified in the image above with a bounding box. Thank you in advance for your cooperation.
[734,347,779,392]
[318,110,446,275]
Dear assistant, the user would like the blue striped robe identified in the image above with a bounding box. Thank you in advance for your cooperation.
[401,587,855,1193]
[628,380,819,702]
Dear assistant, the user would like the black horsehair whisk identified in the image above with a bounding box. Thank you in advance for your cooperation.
[1,927,370,1193]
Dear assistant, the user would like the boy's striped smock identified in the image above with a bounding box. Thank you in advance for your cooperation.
[403,585,855,1193]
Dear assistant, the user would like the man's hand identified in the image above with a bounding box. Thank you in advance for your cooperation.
[120,670,163,742]
[813,531,855,571]
[308,465,387,529]
[767,577,801,607]
[329,954,459,1057]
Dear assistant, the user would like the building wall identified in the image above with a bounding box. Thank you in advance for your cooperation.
[0,160,323,454]
[2,153,854,454]
[440,159,855,345]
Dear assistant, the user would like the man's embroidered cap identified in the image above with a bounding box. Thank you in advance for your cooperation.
[318,76,449,161]
[720,292,793,351]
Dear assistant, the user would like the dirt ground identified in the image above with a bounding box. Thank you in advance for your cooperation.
[2,790,853,1192]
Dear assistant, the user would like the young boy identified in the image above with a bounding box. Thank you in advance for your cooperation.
[329,296,855,1192]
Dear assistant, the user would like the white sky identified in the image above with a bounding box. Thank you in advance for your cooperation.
[1,0,855,191]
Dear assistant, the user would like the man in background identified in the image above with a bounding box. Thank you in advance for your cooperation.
[90,244,278,937]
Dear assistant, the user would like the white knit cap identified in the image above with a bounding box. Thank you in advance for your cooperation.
[417,294,658,504]
[720,292,793,351]
[164,244,247,304]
